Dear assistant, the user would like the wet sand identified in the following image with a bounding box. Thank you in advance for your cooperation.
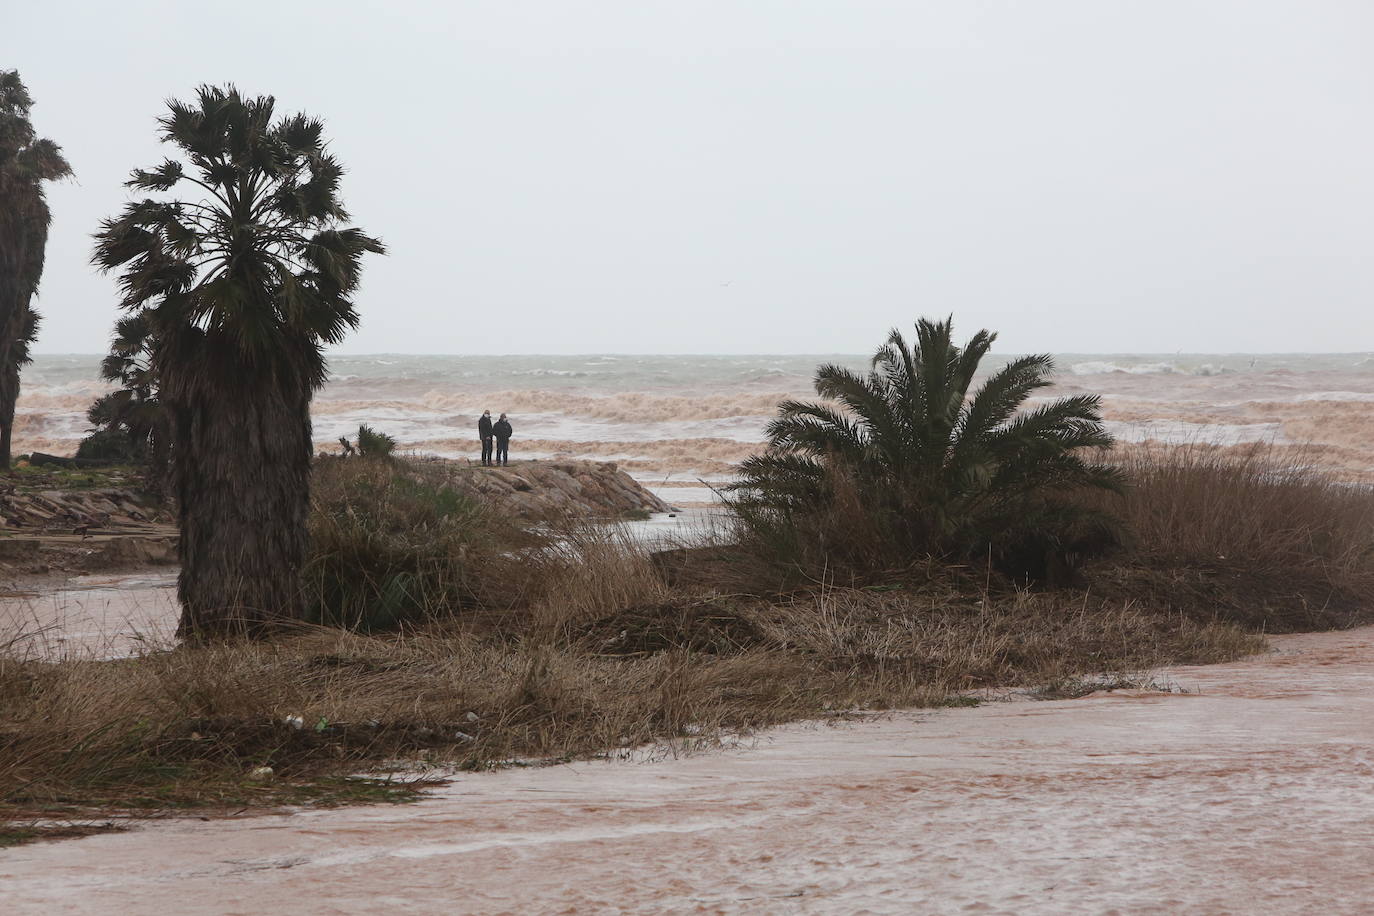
[4,626,1372,914]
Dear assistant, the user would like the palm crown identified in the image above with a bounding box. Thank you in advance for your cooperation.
[0,70,72,465]
[732,317,1124,572]
[0,71,72,299]
[92,85,383,389]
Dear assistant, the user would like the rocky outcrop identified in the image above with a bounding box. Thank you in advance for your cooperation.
[0,488,164,533]
[0,487,175,574]
[425,460,676,520]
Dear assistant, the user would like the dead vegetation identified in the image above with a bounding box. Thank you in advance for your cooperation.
[1090,442,1374,631]
[1,443,1370,830]
[0,581,1259,820]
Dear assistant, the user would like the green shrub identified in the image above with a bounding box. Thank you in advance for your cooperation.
[302,457,507,630]
[356,424,397,459]
[75,428,141,463]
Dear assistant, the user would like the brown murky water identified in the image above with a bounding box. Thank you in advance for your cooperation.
[0,572,177,660]
[4,626,1372,914]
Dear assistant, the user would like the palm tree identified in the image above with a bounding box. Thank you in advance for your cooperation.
[79,314,170,482]
[0,71,71,468]
[93,86,384,638]
[730,317,1124,581]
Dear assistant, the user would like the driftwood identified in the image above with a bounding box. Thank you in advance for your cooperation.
[29,452,114,469]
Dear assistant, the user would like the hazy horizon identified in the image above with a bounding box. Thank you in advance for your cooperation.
[24,349,1374,357]
[25,349,1371,359]
[13,0,1374,356]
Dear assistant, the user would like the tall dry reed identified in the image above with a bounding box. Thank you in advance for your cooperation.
[1110,442,1374,586]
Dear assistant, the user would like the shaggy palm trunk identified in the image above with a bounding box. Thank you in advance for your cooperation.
[0,215,31,470]
[0,356,18,468]
[167,341,315,639]
[146,424,171,499]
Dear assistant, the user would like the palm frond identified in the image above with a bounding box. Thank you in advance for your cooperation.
[766,399,868,458]
[955,353,1056,445]
[812,363,906,466]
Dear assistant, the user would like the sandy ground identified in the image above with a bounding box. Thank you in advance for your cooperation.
[3,626,1372,914]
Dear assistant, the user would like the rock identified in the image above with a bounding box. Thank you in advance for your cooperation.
[81,537,177,570]
[436,459,672,520]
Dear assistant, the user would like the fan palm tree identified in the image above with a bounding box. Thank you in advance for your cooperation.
[0,70,71,468]
[93,85,383,637]
[730,317,1125,580]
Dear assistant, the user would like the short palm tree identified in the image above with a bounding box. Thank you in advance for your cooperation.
[0,70,71,468]
[80,314,169,481]
[93,85,384,637]
[730,317,1124,580]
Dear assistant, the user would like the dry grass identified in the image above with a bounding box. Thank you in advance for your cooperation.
[4,443,1371,829]
[0,574,1259,819]
[1114,442,1374,576]
[1088,443,1374,630]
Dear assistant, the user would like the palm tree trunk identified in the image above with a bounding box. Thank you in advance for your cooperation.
[0,360,17,469]
[146,423,170,499]
[0,231,25,471]
[170,358,314,639]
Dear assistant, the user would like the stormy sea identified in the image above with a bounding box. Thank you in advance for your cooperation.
[16,352,1374,507]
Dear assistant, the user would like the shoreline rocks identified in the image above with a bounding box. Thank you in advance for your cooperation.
[0,487,163,533]
[423,459,677,519]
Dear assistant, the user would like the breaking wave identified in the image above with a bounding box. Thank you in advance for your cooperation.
[1069,360,1235,377]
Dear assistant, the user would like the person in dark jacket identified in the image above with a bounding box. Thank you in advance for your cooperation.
[493,413,513,466]
[478,410,494,466]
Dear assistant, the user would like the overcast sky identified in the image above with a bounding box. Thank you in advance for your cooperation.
[11,1,1374,355]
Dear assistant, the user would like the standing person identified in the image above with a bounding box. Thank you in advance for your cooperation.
[493,413,513,467]
[478,410,494,466]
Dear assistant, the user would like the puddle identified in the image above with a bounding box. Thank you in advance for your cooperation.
[0,571,179,660]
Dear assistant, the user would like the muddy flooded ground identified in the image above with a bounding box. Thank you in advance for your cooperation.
[0,571,177,660]
[3,625,1371,914]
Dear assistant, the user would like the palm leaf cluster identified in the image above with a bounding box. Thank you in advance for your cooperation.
[730,317,1125,580]
[92,84,383,389]
[0,70,71,466]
